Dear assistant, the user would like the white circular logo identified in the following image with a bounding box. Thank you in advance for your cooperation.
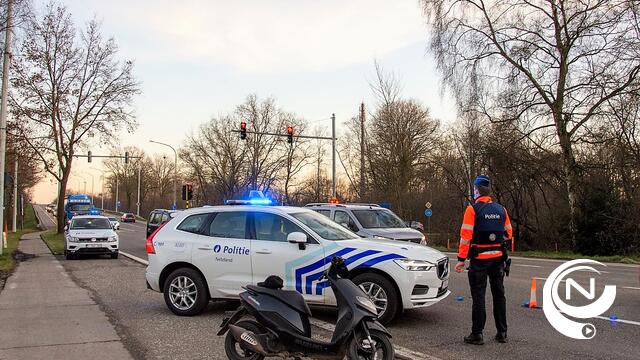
[489,233,496,241]
[542,259,616,340]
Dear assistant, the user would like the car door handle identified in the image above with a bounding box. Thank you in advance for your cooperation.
[255,250,272,254]
[197,246,212,250]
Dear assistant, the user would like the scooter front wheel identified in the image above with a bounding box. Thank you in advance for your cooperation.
[224,319,265,360]
[347,329,394,360]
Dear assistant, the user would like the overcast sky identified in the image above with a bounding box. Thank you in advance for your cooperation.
[33,0,457,203]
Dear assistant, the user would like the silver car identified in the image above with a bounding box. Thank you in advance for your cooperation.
[305,203,425,244]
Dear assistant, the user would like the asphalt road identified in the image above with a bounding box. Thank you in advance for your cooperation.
[34,204,640,359]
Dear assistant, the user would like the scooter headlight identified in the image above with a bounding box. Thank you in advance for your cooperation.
[394,259,434,271]
[356,296,378,314]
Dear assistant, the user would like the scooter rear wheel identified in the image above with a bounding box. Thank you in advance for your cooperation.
[347,329,394,360]
[224,319,265,360]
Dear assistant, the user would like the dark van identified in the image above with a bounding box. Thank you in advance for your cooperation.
[146,209,179,238]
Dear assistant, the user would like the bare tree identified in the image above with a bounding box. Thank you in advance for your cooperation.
[237,94,287,193]
[10,3,139,232]
[181,115,247,203]
[421,0,640,246]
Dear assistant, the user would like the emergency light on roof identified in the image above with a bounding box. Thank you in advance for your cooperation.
[225,190,273,206]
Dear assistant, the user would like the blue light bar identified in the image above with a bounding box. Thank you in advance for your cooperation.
[248,198,272,205]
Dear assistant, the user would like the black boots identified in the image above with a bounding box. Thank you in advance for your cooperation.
[464,332,507,345]
[495,332,508,343]
[464,333,484,345]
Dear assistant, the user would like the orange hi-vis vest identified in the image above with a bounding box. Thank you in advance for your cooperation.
[458,196,513,262]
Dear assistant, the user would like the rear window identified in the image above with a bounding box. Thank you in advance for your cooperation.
[177,214,209,234]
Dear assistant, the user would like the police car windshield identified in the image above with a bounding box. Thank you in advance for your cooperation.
[352,209,406,229]
[68,204,92,211]
[70,218,111,230]
[290,211,358,241]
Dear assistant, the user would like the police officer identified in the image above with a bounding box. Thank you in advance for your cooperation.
[454,175,512,345]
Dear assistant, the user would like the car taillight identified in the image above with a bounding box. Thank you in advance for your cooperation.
[146,223,166,254]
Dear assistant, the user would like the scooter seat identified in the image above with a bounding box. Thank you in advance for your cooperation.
[246,285,312,315]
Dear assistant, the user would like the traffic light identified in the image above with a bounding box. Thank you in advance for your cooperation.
[124,151,129,164]
[240,121,247,140]
[87,151,92,163]
[287,126,293,144]
[186,184,193,201]
[181,184,193,201]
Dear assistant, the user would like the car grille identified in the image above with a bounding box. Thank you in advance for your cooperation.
[437,258,449,279]
[78,237,109,242]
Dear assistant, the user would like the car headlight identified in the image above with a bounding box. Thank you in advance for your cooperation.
[394,259,434,271]
[356,296,378,314]
[372,235,393,241]
[67,236,79,243]
[108,236,118,242]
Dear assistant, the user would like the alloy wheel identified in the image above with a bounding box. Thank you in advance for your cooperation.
[168,276,198,310]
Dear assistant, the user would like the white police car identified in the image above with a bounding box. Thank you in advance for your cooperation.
[64,215,119,260]
[144,196,450,324]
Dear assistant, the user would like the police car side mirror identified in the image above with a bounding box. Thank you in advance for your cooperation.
[288,232,307,250]
[64,225,69,232]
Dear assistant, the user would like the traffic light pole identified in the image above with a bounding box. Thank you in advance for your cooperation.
[233,114,338,198]
[331,113,336,198]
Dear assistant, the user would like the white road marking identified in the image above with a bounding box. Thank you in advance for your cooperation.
[593,315,640,326]
[622,286,640,290]
[120,251,149,265]
[515,264,542,268]
[309,319,441,360]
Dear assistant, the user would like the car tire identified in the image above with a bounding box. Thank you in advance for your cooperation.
[352,273,399,325]
[111,252,119,259]
[163,268,209,316]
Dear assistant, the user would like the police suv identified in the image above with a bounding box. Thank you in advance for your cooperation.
[145,196,450,324]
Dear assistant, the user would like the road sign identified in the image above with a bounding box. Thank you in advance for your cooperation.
[425,202,432,209]
[424,208,433,217]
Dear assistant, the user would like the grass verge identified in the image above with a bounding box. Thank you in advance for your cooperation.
[41,230,65,255]
[429,244,640,264]
[0,204,39,274]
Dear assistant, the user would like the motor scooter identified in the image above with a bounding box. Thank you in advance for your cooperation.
[218,256,394,360]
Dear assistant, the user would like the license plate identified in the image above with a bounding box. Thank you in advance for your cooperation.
[442,280,448,289]
[86,244,101,248]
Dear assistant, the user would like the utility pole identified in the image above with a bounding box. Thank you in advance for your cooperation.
[0,0,14,236]
[115,170,119,212]
[331,113,336,198]
[359,103,366,201]
[136,165,141,216]
[12,157,17,232]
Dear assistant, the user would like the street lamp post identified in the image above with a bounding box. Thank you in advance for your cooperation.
[90,167,106,210]
[150,140,177,209]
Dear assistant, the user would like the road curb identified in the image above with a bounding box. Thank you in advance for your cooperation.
[120,250,148,265]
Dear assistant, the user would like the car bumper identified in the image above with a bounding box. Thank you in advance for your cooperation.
[145,269,161,292]
[66,242,118,254]
[391,265,450,310]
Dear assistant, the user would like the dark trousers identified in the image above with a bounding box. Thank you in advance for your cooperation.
[468,258,507,335]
